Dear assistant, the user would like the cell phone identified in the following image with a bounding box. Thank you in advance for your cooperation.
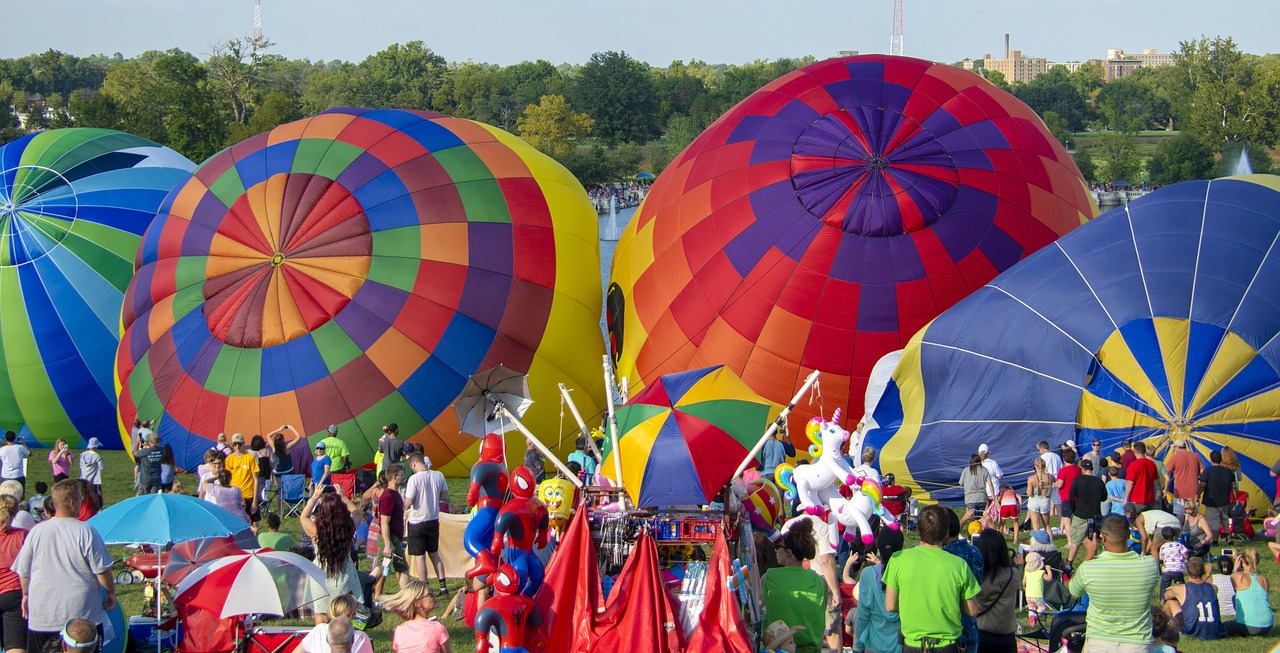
[1222,548,1236,557]
[322,485,336,494]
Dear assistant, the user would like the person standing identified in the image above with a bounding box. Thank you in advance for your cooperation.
[378,464,411,589]
[320,426,350,473]
[78,439,104,498]
[522,440,544,484]
[885,505,980,653]
[1026,458,1055,533]
[1055,450,1082,540]
[311,443,332,491]
[404,453,450,596]
[1081,440,1104,477]
[225,434,261,529]
[850,528,904,653]
[1125,442,1159,512]
[300,492,363,625]
[978,444,1003,499]
[1068,515,1159,653]
[1118,441,1136,472]
[135,434,164,496]
[10,479,115,653]
[0,434,29,492]
[0,496,26,653]
[959,455,993,525]
[566,437,597,481]
[377,424,404,473]
[973,528,1019,653]
[48,440,71,483]
[1166,440,1203,522]
[760,423,797,482]
[1067,459,1107,565]
[1198,451,1234,546]
[763,518,827,653]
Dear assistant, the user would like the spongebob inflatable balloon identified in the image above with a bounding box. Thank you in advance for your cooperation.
[537,477,576,533]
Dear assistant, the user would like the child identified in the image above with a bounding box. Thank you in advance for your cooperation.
[26,481,47,522]
[1151,606,1181,653]
[1209,555,1236,622]
[997,483,1020,540]
[1158,526,1188,595]
[1024,551,1050,625]
[1264,507,1280,541]
[1105,467,1128,515]
[381,580,452,653]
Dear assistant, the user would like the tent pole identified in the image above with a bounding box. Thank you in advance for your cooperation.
[558,383,603,461]
[732,371,821,480]
[489,396,582,488]
[602,356,625,494]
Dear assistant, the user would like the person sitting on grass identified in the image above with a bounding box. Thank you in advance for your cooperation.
[1230,548,1274,636]
[1162,556,1226,640]
[1150,607,1180,653]
[258,513,296,552]
[293,594,373,653]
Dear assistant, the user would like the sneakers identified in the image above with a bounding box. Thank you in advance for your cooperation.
[436,585,450,596]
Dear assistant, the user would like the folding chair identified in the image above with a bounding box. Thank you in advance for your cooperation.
[277,474,307,518]
[330,472,356,499]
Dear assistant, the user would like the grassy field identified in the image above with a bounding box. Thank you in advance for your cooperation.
[26,450,1280,652]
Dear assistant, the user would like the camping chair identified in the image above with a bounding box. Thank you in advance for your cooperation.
[277,474,307,518]
[330,472,356,499]
[1225,490,1255,542]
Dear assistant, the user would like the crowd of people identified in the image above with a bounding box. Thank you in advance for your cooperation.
[752,435,1278,653]
[588,181,650,213]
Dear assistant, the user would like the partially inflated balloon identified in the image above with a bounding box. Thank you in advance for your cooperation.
[0,129,193,447]
[608,55,1096,440]
[116,108,605,471]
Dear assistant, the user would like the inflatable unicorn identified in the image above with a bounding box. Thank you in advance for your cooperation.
[828,475,900,546]
[774,409,859,516]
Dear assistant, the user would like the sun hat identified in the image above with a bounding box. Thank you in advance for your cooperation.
[762,621,805,649]
[86,438,102,449]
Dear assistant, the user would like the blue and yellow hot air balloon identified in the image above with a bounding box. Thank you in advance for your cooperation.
[867,176,1280,509]
[0,129,193,448]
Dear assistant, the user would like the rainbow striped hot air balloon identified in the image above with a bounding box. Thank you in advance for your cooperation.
[115,108,605,471]
[0,129,192,447]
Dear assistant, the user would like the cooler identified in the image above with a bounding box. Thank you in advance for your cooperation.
[128,616,181,651]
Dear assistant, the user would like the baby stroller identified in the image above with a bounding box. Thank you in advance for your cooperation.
[1018,571,1086,653]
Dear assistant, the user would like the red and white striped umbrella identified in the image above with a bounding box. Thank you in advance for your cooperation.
[174,550,329,618]
[163,536,243,585]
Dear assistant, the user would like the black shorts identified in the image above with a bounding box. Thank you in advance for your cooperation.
[0,589,24,650]
[407,520,440,555]
[1061,501,1073,518]
[243,497,261,522]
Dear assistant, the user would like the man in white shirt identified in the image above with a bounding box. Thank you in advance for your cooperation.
[978,443,1004,498]
[403,453,449,595]
[0,431,30,490]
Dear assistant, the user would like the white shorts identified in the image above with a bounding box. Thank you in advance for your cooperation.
[1028,496,1051,514]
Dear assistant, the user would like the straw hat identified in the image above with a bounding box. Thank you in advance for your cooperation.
[762,620,805,649]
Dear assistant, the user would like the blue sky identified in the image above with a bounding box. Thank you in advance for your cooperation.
[10,0,1280,66]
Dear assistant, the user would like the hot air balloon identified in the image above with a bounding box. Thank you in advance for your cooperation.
[116,108,605,472]
[867,176,1280,509]
[608,55,1096,443]
[0,129,193,447]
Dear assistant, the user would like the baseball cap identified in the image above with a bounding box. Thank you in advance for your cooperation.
[977,443,990,454]
[86,438,102,450]
[327,424,338,435]
[401,442,416,456]
[1177,439,1189,448]
[315,442,326,450]
[231,433,245,444]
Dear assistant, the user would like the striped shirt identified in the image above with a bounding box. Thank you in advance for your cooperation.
[1068,549,1159,644]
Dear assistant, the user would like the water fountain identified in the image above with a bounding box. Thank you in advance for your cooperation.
[1232,147,1254,176]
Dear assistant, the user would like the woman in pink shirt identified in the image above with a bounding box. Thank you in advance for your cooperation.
[48,439,72,482]
[382,580,452,653]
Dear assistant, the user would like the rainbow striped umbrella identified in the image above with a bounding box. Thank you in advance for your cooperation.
[601,365,779,507]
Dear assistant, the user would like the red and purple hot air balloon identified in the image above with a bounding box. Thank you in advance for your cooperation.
[608,55,1097,440]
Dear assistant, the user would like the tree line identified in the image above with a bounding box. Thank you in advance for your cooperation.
[0,36,1274,188]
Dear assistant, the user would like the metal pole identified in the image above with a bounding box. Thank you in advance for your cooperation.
[732,370,821,479]
[558,383,603,460]
[492,400,582,488]
[602,355,625,490]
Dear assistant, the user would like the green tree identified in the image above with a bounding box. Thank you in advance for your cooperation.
[1040,110,1072,145]
[68,91,124,131]
[1095,79,1160,132]
[1012,66,1089,130]
[226,90,300,145]
[352,41,448,110]
[0,83,21,144]
[1072,147,1098,185]
[1126,66,1182,130]
[1173,36,1280,147]
[980,69,1009,91]
[571,51,660,144]
[1068,61,1105,100]
[206,36,273,126]
[1095,131,1142,182]
[663,114,702,157]
[516,94,593,157]
[556,146,618,188]
[1146,134,1215,185]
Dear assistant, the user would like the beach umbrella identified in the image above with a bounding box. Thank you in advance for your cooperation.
[608,55,1097,452]
[0,128,193,448]
[174,550,329,618]
[600,365,780,507]
[115,107,607,475]
[88,493,249,546]
[162,535,244,585]
[866,176,1280,509]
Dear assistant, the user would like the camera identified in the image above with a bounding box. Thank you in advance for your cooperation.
[321,484,337,495]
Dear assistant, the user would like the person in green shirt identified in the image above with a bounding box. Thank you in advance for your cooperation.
[257,513,296,551]
[763,517,827,653]
[1069,514,1160,650]
[884,505,980,652]
[320,425,351,473]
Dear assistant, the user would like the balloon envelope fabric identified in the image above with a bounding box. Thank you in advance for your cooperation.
[0,128,193,448]
[116,108,605,472]
[866,176,1280,508]
[608,55,1095,441]
[600,365,780,507]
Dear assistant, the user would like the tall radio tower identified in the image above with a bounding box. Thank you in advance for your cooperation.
[890,0,904,56]
[253,0,263,51]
